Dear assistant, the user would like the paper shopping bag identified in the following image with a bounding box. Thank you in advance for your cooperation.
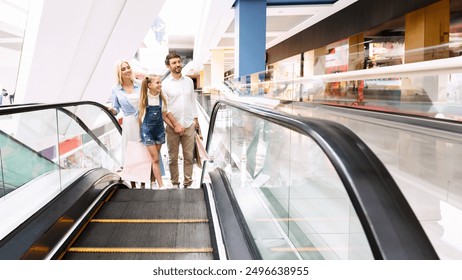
[121,141,152,184]
[194,133,209,168]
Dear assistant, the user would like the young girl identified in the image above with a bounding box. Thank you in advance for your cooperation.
[139,75,178,189]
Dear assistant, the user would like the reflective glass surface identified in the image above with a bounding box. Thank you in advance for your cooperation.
[215,49,462,258]
[204,104,373,260]
[0,103,121,240]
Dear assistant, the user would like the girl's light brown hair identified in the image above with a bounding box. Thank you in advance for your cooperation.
[139,75,167,126]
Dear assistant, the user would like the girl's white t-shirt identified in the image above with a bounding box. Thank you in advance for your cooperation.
[148,92,167,112]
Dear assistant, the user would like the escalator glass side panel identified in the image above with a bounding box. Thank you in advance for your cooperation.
[56,105,122,174]
[0,131,58,194]
[0,103,122,241]
[61,104,122,166]
[0,109,62,240]
[0,110,60,195]
[204,104,374,260]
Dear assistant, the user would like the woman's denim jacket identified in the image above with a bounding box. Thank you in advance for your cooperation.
[111,81,141,117]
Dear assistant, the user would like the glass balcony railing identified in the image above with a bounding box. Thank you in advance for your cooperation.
[221,44,462,122]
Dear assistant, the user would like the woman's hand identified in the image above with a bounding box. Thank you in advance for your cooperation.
[107,107,117,115]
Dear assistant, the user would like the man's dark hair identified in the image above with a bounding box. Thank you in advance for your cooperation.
[165,53,181,66]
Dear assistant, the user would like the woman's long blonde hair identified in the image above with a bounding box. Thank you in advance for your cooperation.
[114,60,135,86]
[139,75,167,126]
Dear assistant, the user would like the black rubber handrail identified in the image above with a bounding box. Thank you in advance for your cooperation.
[0,101,122,165]
[208,168,261,260]
[0,101,121,134]
[57,107,121,166]
[205,99,439,260]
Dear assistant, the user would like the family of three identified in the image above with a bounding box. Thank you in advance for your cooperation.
[109,53,200,189]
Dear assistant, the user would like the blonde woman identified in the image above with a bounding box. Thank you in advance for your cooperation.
[108,60,141,165]
[139,75,180,189]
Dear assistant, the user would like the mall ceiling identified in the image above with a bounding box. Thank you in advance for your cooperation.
[189,0,355,73]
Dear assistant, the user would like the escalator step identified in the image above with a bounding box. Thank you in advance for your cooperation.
[59,188,215,260]
[67,221,212,250]
[67,247,213,253]
[90,218,208,224]
[62,252,214,260]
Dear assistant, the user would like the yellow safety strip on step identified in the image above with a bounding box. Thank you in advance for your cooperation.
[67,247,213,253]
[27,246,50,253]
[90,218,208,223]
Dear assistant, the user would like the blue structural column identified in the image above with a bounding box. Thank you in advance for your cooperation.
[234,0,266,78]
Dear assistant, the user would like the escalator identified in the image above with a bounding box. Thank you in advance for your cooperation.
[0,102,126,259]
[58,187,215,260]
[201,99,439,260]
[0,100,438,260]
[0,102,222,260]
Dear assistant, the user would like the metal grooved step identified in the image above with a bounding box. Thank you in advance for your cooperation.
[90,218,209,223]
[67,247,213,253]
[60,189,215,260]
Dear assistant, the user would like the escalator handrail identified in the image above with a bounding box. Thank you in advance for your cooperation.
[208,168,261,260]
[0,101,122,166]
[206,99,439,260]
[0,101,122,134]
[57,107,121,166]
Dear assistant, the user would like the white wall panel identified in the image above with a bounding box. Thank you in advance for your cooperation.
[15,0,165,105]
[82,0,166,104]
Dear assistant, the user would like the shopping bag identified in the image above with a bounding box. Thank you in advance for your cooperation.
[194,133,208,168]
[121,141,151,184]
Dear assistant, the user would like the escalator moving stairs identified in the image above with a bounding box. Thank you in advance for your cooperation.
[59,187,215,260]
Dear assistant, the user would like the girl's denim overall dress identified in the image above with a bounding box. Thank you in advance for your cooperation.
[141,95,165,145]
[140,95,166,176]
